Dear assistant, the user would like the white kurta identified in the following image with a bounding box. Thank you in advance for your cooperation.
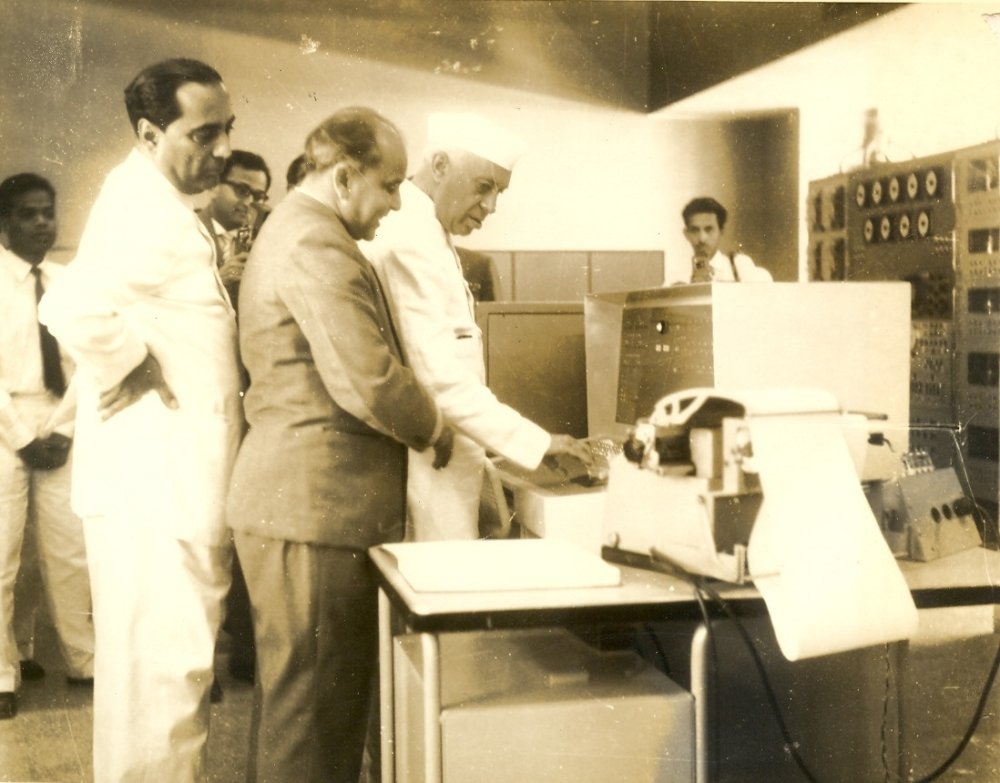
[39,149,242,783]
[362,181,550,541]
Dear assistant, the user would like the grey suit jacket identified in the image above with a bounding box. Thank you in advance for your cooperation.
[227,191,439,549]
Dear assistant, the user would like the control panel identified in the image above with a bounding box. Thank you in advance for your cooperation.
[615,304,714,425]
[809,139,1000,515]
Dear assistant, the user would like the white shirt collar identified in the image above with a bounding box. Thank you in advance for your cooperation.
[0,244,53,283]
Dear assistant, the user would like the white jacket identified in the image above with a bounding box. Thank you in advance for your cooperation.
[39,149,243,545]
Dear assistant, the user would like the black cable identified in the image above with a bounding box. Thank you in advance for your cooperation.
[635,422,998,782]
[696,575,1000,783]
[641,623,672,679]
[646,547,821,781]
[667,558,1000,783]
[905,424,1000,777]
[911,635,1000,783]
[693,578,821,783]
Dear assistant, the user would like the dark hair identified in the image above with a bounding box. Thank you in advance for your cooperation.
[682,197,728,230]
[124,58,224,134]
[0,173,55,220]
[223,150,271,191]
[303,107,399,175]
[285,153,309,190]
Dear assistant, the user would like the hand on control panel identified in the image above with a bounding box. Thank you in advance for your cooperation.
[541,435,616,487]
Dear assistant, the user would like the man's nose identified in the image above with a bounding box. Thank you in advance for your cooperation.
[213,132,232,160]
[482,190,499,215]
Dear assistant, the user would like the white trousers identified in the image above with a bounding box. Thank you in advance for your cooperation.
[407,432,485,541]
[0,395,93,692]
[85,514,231,783]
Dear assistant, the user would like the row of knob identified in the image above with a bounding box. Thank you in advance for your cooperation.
[862,210,932,242]
[855,168,943,208]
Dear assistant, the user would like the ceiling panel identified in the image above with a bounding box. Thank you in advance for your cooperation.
[89,0,903,112]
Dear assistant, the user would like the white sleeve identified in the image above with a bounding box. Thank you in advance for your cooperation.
[735,253,773,282]
[377,240,551,469]
[38,199,157,392]
[0,388,34,450]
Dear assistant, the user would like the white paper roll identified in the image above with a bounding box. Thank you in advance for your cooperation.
[746,412,918,661]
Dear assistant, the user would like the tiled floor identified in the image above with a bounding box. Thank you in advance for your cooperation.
[0,615,253,783]
[1,606,997,782]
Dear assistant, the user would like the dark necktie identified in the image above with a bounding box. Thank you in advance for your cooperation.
[30,266,67,396]
[198,210,225,268]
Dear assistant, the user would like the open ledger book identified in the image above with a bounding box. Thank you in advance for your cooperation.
[381,539,621,593]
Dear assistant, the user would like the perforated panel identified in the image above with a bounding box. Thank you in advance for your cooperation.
[807,174,849,281]
[809,140,1000,509]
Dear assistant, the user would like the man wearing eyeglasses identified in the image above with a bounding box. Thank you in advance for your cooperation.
[200,151,270,691]
[200,149,271,309]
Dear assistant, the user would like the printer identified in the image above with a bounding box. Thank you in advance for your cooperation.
[601,386,874,583]
[601,385,924,661]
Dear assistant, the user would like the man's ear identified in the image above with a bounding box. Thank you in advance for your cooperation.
[331,161,352,199]
[136,119,160,151]
[430,151,450,182]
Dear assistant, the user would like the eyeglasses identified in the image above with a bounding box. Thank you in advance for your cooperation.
[224,180,269,205]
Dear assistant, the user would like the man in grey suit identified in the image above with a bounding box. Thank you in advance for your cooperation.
[226,107,453,783]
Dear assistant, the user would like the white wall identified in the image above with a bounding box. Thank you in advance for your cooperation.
[655,2,1000,279]
[657,111,800,282]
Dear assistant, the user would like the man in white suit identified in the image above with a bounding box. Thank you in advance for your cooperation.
[363,112,591,541]
[39,58,242,782]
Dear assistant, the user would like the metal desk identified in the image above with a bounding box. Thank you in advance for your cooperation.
[371,545,1000,783]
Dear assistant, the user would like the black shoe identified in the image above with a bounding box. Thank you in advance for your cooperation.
[210,677,223,703]
[19,660,45,681]
[66,676,94,687]
[0,692,16,720]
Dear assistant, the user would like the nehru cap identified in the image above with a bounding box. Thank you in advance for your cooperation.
[426,112,525,171]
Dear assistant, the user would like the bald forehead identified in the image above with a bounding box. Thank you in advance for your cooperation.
[373,123,406,171]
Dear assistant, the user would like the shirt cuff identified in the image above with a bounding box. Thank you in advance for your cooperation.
[505,426,553,472]
[2,417,37,452]
[95,343,150,393]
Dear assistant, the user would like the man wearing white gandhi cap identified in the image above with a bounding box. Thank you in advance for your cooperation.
[362,112,592,541]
